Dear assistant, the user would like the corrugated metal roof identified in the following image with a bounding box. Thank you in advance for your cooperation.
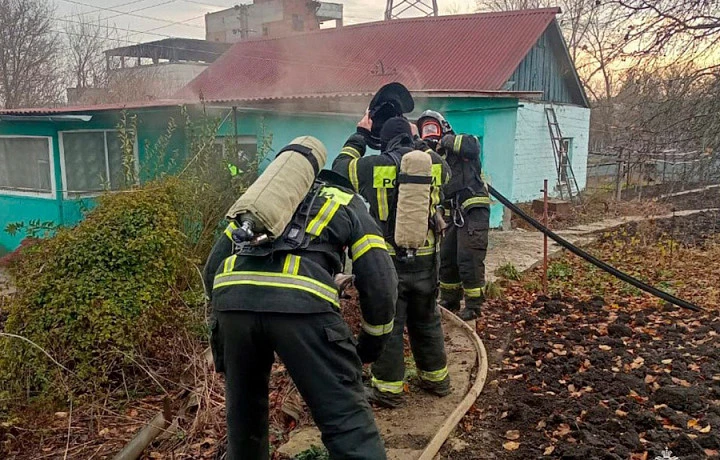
[181,8,561,101]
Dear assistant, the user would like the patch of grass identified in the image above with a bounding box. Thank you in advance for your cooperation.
[523,280,542,293]
[495,262,521,281]
[295,445,330,460]
[548,261,574,280]
[483,281,504,300]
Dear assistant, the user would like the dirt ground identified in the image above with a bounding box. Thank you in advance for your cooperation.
[440,211,720,460]
[276,288,478,460]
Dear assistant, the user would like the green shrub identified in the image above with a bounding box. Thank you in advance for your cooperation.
[0,182,192,402]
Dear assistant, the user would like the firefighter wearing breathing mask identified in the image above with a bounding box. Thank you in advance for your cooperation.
[204,136,398,459]
[332,83,453,409]
[417,110,491,321]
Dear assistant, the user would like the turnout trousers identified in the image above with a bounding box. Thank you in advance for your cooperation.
[439,207,490,311]
[214,310,386,460]
[370,267,450,394]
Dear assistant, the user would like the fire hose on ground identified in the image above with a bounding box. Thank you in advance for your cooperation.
[487,184,703,312]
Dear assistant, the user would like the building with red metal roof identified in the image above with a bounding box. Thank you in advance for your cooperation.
[0,8,590,252]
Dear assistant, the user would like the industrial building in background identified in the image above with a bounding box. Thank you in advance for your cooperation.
[205,0,343,43]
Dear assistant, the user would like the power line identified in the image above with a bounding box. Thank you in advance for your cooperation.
[181,0,237,7]
[57,0,149,20]
[57,0,205,30]
[127,13,207,39]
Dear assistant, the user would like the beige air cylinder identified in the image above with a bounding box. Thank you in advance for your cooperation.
[394,150,432,249]
[225,136,327,239]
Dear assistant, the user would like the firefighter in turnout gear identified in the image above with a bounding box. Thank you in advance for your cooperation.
[417,111,491,321]
[333,112,452,409]
[204,136,398,460]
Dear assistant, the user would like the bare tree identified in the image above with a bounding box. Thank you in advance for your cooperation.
[475,0,604,61]
[611,0,720,57]
[63,14,119,90]
[0,0,64,108]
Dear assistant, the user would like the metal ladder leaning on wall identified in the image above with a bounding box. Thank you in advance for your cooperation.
[545,106,581,202]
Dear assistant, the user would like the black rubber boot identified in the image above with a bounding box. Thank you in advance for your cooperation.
[365,386,405,409]
[457,296,483,321]
[439,287,462,313]
[418,376,452,397]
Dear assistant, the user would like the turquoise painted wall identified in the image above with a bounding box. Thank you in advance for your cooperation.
[2,97,557,251]
[512,101,590,202]
[0,107,190,252]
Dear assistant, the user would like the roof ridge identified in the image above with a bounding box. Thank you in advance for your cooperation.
[226,7,561,46]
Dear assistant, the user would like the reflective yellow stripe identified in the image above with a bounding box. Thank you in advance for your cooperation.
[465,287,484,298]
[214,271,339,307]
[424,148,434,155]
[419,366,449,382]
[371,377,404,394]
[377,188,389,221]
[307,199,341,236]
[224,221,239,239]
[282,254,301,275]
[349,159,360,192]
[461,196,491,210]
[223,254,237,273]
[431,163,443,186]
[319,186,354,205]
[351,234,387,261]
[373,165,397,188]
[440,282,462,290]
[453,135,463,153]
[362,318,394,336]
[340,146,361,159]
[431,186,441,207]
[385,242,439,257]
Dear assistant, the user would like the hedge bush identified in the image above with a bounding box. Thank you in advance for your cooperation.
[0,181,192,402]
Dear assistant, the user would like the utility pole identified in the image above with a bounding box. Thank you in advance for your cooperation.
[385,0,438,20]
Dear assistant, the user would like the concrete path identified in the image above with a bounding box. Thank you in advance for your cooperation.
[485,208,719,282]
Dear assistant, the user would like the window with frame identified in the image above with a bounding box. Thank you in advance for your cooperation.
[0,136,53,196]
[60,131,135,197]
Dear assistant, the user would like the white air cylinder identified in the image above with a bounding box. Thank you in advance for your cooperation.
[394,150,432,249]
[226,136,327,239]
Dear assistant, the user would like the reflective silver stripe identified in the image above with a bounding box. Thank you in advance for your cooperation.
[362,318,394,336]
[282,254,300,275]
[371,376,404,394]
[214,271,339,307]
[224,221,238,239]
[223,255,237,273]
[419,366,449,382]
[340,146,361,159]
[351,234,387,261]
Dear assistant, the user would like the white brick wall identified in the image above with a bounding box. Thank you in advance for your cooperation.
[511,101,590,202]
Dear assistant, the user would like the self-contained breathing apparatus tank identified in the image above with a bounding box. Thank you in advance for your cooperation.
[225,136,327,245]
[393,150,433,261]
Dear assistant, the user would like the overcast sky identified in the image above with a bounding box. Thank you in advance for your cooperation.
[53,0,476,45]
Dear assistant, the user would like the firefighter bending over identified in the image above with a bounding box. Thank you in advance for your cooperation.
[204,136,397,460]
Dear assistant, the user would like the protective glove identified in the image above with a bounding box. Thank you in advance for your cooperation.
[356,331,388,364]
[438,134,456,155]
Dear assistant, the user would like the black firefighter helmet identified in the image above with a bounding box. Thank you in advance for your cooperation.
[367,82,414,150]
